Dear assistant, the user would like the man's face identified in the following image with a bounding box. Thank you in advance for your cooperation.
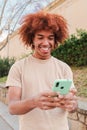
[33,30,55,60]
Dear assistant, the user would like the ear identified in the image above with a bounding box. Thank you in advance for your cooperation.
[54,43,58,49]
[31,44,35,50]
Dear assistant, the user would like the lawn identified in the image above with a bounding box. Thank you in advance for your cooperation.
[72,66,87,98]
[0,66,87,98]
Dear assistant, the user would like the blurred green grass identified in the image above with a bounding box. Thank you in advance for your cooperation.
[0,76,7,83]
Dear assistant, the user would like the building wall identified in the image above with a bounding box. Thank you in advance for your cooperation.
[45,0,87,34]
[0,34,31,59]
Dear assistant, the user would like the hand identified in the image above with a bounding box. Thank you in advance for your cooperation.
[33,91,58,110]
[61,95,78,112]
[54,88,78,112]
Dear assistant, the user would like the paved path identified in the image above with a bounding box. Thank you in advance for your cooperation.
[0,101,19,130]
[0,116,13,130]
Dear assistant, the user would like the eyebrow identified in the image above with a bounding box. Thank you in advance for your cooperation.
[37,34,54,37]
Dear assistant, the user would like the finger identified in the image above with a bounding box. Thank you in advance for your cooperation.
[42,106,55,110]
[65,103,77,112]
[41,92,58,97]
[40,95,56,102]
[70,88,77,95]
[63,93,77,100]
[44,101,57,107]
[69,95,77,101]
[58,94,64,99]
[65,100,77,108]
[41,102,56,109]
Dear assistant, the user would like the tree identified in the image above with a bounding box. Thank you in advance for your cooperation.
[0,0,54,51]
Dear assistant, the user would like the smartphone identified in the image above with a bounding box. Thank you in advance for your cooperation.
[52,79,72,95]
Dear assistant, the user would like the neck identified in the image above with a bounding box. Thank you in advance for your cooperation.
[32,53,51,60]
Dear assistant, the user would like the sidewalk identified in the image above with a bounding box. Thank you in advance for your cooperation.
[0,101,19,130]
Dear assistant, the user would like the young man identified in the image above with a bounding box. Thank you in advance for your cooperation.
[6,11,77,130]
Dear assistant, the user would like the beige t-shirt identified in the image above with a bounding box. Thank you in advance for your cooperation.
[6,55,74,130]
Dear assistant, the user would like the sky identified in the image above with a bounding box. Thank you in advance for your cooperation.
[0,0,54,42]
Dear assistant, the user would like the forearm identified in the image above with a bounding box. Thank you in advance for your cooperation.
[8,98,36,115]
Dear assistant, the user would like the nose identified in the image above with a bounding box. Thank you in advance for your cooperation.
[43,39,49,45]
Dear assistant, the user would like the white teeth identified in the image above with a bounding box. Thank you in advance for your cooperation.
[41,47,49,51]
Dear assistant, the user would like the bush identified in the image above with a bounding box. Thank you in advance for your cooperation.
[0,57,15,77]
[52,29,87,66]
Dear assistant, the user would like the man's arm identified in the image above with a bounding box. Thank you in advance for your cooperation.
[8,87,60,115]
[8,86,36,115]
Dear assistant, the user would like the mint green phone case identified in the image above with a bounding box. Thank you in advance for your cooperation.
[52,79,72,95]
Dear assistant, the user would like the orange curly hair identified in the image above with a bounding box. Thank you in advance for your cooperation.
[19,11,68,48]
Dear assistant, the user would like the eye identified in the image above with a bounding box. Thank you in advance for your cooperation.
[48,37,54,40]
[37,37,43,40]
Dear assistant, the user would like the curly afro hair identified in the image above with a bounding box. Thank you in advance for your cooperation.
[19,11,69,48]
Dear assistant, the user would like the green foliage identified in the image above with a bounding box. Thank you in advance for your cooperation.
[52,29,87,66]
[0,57,15,77]
[0,76,7,83]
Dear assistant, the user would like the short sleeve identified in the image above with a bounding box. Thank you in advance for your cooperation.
[6,61,22,88]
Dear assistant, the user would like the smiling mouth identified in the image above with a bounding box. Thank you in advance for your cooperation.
[40,47,51,50]
[39,46,52,53]
[38,45,52,49]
